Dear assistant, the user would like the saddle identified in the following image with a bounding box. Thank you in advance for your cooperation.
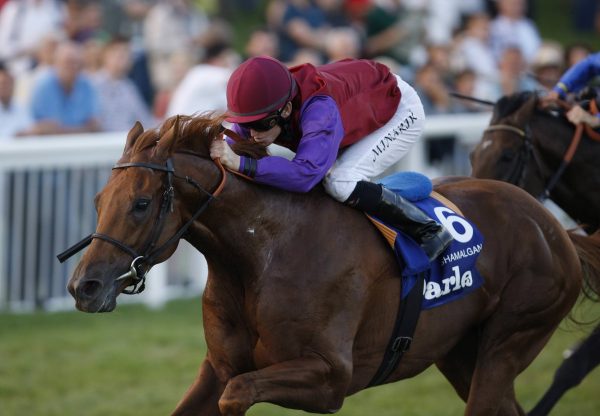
[365,171,485,387]
[368,171,484,310]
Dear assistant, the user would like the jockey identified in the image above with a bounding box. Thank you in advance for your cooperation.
[210,56,452,260]
[546,51,600,128]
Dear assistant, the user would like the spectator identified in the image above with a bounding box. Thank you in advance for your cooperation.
[0,0,67,75]
[453,12,498,99]
[65,1,106,43]
[413,62,452,115]
[13,31,62,105]
[316,0,348,27]
[81,38,104,77]
[24,41,100,135]
[91,37,155,131]
[425,43,454,84]
[286,47,324,67]
[166,42,237,117]
[565,42,592,68]
[426,0,484,45]
[0,61,32,138]
[451,69,486,113]
[493,46,538,97]
[530,41,565,91]
[265,0,288,33]
[143,0,210,91]
[245,27,280,59]
[345,0,425,66]
[122,0,157,41]
[489,0,541,64]
[324,27,361,62]
[96,0,150,40]
[277,0,331,62]
[160,18,238,117]
[152,49,196,120]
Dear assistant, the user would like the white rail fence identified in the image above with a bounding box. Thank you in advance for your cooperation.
[0,113,491,312]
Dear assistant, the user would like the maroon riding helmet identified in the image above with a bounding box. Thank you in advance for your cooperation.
[225,56,298,124]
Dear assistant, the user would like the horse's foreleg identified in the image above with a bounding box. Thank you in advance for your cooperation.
[172,358,225,416]
[218,355,352,416]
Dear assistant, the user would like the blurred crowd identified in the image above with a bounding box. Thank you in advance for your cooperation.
[0,0,598,139]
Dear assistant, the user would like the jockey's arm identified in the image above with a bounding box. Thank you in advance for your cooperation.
[240,97,345,193]
[553,52,600,98]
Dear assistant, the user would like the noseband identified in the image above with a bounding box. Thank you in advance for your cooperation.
[57,154,227,295]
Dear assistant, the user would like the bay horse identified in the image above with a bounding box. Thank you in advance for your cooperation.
[470,91,600,415]
[470,91,600,234]
[65,114,600,416]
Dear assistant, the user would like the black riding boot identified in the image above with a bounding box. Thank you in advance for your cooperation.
[346,181,453,261]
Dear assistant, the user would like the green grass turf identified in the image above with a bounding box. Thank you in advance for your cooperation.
[1,297,598,415]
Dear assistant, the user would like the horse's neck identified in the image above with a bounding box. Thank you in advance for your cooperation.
[531,116,573,162]
[179,170,300,286]
[531,117,600,231]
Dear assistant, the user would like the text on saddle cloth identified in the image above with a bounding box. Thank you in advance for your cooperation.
[370,172,485,310]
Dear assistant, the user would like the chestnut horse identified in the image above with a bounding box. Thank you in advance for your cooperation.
[470,92,600,415]
[65,114,600,416]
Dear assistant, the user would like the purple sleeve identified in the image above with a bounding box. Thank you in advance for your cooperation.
[253,96,344,193]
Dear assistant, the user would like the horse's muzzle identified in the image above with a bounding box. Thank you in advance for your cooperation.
[68,273,117,313]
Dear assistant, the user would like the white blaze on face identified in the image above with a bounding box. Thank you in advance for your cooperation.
[480,138,493,151]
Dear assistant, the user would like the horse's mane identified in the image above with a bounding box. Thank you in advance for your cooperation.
[493,91,535,120]
[127,112,269,159]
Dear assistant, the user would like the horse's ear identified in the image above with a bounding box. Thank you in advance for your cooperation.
[512,94,538,126]
[155,115,180,159]
[123,121,144,156]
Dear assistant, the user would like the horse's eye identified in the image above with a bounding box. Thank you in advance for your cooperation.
[133,199,151,212]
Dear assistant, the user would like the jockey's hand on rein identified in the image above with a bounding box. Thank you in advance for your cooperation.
[566,105,600,128]
[210,138,241,171]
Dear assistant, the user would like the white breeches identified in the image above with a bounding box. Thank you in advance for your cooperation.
[323,75,425,202]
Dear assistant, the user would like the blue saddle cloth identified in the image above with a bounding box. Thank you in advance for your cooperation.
[375,172,485,310]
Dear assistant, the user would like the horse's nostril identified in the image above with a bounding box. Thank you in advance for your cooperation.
[78,280,103,300]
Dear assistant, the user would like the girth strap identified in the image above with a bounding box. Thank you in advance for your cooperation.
[368,270,426,387]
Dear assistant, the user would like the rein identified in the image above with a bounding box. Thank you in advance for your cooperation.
[484,98,600,201]
[56,128,242,295]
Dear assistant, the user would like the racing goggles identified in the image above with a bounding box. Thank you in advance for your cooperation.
[238,108,284,132]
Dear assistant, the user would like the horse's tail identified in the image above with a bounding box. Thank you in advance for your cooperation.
[568,230,600,301]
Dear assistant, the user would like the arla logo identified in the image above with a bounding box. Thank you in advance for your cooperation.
[423,265,473,300]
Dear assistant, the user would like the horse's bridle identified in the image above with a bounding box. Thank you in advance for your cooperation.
[482,123,537,190]
[484,112,589,202]
[57,153,227,295]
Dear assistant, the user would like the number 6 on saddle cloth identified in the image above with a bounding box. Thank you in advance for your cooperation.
[372,171,484,310]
